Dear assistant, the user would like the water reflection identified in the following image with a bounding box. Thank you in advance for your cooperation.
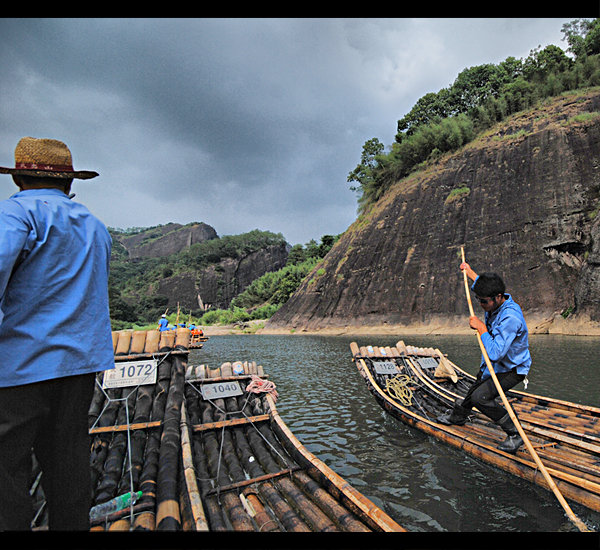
[189,333,600,532]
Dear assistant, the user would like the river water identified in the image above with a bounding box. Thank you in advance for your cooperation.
[189,333,600,533]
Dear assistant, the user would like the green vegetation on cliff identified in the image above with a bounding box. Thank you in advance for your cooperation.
[349,18,600,212]
[109,229,287,328]
[194,235,339,327]
[109,228,338,329]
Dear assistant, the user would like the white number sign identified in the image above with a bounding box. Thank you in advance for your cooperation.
[373,360,400,375]
[103,359,158,389]
[416,357,439,370]
[201,381,243,400]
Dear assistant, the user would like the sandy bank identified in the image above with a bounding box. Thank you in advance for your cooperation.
[199,313,600,337]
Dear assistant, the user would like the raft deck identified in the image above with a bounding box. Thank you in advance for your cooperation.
[31,329,404,532]
[350,341,600,516]
[181,363,403,532]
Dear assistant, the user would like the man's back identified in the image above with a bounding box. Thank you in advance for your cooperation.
[0,188,114,386]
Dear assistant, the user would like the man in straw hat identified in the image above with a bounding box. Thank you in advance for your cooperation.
[0,137,114,530]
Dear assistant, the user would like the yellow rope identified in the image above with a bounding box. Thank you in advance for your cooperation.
[385,374,413,406]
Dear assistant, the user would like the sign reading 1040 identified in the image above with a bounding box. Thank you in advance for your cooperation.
[103,359,158,389]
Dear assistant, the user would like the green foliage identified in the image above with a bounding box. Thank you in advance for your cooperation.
[562,19,600,58]
[353,114,475,207]
[109,229,287,325]
[175,229,286,271]
[445,186,470,204]
[351,18,600,212]
[109,231,338,328]
[230,234,339,312]
[197,304,282,326]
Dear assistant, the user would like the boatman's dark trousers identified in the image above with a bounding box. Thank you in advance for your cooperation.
[0,373,96,530]
[460,368,525,422]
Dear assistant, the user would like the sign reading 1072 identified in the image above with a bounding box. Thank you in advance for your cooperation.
[103,359,158,389]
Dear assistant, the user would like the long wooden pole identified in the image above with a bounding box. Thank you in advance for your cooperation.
[460,247,591,532]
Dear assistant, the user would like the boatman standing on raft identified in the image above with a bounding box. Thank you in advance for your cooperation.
[0,137,114,530]
[437,262,531,454]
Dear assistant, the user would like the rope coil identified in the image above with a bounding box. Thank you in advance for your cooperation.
[246,375,278,402]
[385,374,413,406]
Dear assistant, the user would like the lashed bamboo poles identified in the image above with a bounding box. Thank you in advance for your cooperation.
[236,380,379,531]
[93,387,137,504]
[227,388,304,532]
[243,404,339,531]
[460,247,591,532]
[155,355,185,530]
[118,384,154,495]
[186,376,285,531]
[404,352,600,480]
[353,343,600,513]
[221,389,298,531]
[88,328,192,532]
[183,369,382,532]
[406,350,600,468]
[199,393,255,531]
[179,401,209,531]
[133,356,172,530]
[184,382,229,530]
[250,408,372,532]
[188,379,256,530]
[89,383,122,493]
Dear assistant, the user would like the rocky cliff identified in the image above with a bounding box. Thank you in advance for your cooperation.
[115,222,218,259]
[111,224,290,317]
[266,90,600,335]
[157,243,290,311]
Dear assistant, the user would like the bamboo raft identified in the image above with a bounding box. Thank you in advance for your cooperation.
[30,329,403,531]
[180,362,403,532]
[189,332,208,349]
[350,341,600,516]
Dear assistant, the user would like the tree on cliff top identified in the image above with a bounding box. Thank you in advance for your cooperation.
[349,18,600,212]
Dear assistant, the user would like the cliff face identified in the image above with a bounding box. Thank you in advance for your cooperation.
[117,222,218,259]
[112,224,290,314]
[158,243,290,311]
[266,90,600,333]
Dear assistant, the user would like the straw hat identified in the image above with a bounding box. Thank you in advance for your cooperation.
[0,137,98,179]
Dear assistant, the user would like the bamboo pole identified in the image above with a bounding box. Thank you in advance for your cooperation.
[460,247,591,532]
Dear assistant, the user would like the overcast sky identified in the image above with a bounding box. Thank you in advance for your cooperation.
[0,18,577,245]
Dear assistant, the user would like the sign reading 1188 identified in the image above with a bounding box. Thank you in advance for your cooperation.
[103,359,158,389]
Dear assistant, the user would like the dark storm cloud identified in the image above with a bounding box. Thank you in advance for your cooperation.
[0,18,572,243]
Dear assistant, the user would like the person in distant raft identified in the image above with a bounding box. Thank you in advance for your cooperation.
[437,262,531,454]
[158,313,169,331]
[0,137,114,530]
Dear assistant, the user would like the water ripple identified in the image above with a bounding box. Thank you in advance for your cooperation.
[190,334,600,532]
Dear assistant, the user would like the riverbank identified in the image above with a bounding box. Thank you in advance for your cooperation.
[199,313,600,337]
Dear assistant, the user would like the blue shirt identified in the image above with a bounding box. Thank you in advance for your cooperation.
[158,317,168,331]
[0,188,114,387]
[476,289,532,379]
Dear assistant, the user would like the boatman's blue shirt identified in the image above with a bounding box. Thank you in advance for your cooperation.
[0,188,114,387]
[472,280,531,379]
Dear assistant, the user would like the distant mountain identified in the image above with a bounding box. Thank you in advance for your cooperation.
[109,225,289,325]
[112,222,218,259]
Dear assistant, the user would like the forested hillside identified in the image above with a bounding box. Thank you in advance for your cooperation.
[108,224,337,329]
[267,19,600,334]
[348,19,600,211]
